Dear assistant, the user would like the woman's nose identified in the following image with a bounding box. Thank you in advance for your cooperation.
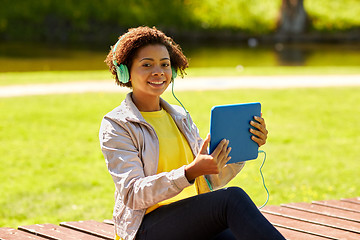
[152,66,164,76]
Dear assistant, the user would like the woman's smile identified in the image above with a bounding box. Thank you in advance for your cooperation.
[148,80,166,86]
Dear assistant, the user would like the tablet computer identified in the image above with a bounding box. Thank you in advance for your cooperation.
[209,102,261,163]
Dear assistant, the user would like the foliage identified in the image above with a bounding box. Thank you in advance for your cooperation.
[185,0,281,33]
[0,0,195,42]
[0,0,359,42]
[0,87,359,227]
[305,0,360,31]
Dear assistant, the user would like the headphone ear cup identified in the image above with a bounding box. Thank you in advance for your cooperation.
[115,64,130,84]
[171,67,177,80]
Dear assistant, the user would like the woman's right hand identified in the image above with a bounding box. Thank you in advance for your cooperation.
[185,134,231,182]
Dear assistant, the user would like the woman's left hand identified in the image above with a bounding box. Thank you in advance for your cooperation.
[250,116,268,147]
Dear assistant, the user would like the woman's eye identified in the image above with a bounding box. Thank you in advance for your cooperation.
[162,63,170,67]
[142,63,151,67]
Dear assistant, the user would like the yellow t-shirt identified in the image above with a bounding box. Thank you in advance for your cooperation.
[116,109,198,240]
[141,109,198,214]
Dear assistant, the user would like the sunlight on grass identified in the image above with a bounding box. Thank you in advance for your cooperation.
[0,87,359,227]
[1,66,359,86]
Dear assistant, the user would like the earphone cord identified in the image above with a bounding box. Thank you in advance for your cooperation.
[204,150,269,208]
[171,81,191,130]
[171,81,269,207]
[258,150,269,209]
[171,80,214,191]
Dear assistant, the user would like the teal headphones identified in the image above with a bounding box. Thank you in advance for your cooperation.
[112,38,177,84]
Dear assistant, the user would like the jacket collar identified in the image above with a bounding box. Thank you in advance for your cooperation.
[115,92,187,124]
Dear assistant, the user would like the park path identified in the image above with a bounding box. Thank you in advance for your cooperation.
[0,75,360,98]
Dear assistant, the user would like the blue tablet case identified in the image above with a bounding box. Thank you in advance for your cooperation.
[209,102,261,163]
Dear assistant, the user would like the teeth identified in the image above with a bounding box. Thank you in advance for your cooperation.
[149,82,163,85]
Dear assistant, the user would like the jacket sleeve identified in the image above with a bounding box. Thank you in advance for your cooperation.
[206,162,245,190]
[99,117,192,211]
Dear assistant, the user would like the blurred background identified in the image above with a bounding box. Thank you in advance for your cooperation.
[0,0,359,72]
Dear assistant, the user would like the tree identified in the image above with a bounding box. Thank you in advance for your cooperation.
[278,0,309,34]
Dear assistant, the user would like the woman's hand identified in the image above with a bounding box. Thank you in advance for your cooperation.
[250,115,268,147]
[185,134,231,182]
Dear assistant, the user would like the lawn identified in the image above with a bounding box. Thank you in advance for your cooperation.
[0,87,359,228]
[1,66,360,86]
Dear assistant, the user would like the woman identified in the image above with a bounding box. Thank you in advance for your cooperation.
[100,26,285,240]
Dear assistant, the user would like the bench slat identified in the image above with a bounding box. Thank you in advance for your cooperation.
[273,226,330,240]
[0,227,48,240]
[282,202,360,223]
[102,219,114,225]
[313,200,360,213]
[262,205,360,234]
[18,223,105,240]
[341,198,360,205]
[262,212,360,240]
[60,220,113,240]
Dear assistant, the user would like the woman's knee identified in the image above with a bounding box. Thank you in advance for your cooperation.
[222,187,254,205]
[223,187,247,198]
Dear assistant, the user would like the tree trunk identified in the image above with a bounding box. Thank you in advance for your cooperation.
[278,0,309,34]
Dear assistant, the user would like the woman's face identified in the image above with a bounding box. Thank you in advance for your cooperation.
[130,44,172,103]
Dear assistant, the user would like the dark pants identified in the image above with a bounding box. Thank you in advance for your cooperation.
[135,187,285,240]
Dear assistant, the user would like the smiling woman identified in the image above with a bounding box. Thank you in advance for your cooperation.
[99,26,284,240]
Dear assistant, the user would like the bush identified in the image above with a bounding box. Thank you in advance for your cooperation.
[0,0,359,43]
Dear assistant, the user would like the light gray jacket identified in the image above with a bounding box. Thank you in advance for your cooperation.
[99,93,245,240]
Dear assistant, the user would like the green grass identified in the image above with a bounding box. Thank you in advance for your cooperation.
[1,87,359,228]
[1,66,360,86]
[173,88,360,205]
[0,70,110,86]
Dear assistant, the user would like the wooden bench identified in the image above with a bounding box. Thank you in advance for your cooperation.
[1,197,359,240]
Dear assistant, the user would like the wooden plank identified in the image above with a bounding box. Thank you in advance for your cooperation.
[282,202,360,223]
[60,220,113,240]
[0,227,48,240]
[262,205,360,234]
[342,198,360,205]
[102,219,114,225]
[262,212,360,240]
[313,200,360,213]
[273,226,330,240]
[18,223,104,240]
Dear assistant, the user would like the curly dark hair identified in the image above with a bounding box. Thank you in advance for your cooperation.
[105,26,189,88]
